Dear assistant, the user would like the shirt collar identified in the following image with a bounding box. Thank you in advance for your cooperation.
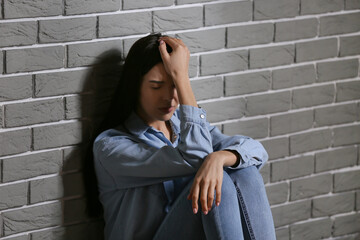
[123,109,181,137]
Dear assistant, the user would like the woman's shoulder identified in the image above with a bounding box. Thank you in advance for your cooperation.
[94,126,133,146]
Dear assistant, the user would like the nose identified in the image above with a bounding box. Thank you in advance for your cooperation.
[163,85,176,101]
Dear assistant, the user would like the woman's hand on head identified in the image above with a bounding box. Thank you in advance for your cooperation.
[158,36,190,84]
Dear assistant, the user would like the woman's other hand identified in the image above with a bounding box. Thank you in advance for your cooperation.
[187,150,239,215]
[158,36,190,82]
[158,36,197,107]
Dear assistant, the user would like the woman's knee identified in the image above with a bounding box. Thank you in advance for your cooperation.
[219,170,237,201]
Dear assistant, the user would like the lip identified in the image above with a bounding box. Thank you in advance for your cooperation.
[159,106,175,114]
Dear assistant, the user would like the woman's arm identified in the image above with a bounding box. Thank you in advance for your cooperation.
[93,105,213,189]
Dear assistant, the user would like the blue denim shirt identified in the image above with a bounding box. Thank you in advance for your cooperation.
[93,105,268,240]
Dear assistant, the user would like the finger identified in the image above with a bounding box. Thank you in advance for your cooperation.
[191,183,200,214]
[160,36,180,49]
[200,181,209,215]
[158,40,170,62]
[215,182,222,207]
[207,182,215,211]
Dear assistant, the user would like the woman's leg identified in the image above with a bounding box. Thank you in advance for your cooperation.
[153,172,245,240]
[226,166,276,240]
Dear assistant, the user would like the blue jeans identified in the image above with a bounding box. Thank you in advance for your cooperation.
[153,166,276,240]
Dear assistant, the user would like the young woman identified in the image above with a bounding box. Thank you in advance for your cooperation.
[92,33,276,240]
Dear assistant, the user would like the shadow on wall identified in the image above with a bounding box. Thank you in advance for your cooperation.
[61,49,124,240]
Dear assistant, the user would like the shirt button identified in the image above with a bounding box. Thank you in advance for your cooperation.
[200,114,205,119]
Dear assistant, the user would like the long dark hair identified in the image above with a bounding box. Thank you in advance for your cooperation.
[84,33,172,217]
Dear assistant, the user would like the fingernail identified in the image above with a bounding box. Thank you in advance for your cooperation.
[216,202,220,206]
[160,40,164,45]
[193,208,197,214]
[204,210,208,215]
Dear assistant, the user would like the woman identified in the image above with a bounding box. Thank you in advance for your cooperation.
[92,33,276,240]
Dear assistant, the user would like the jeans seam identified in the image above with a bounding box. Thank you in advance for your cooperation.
[234,181,256,240]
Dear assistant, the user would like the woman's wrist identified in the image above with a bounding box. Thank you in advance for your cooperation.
[217,150,240,168]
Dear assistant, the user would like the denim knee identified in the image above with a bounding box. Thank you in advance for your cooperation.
[219,170,237,202]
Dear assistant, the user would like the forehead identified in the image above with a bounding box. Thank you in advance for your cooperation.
[143,63,171,82]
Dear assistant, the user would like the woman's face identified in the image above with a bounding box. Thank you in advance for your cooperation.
[136,62,179,127]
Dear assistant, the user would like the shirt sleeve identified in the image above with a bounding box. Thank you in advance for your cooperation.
[208,123,268,169]
[93,105,213,189]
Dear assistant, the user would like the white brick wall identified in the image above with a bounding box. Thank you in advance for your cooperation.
[0,0,359,239]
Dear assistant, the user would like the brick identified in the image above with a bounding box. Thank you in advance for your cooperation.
[0,21,37,47]
[33,121,84,150]
[3,236,28,240]
[276,227,289,240]
[0,51,3,74]
[39,17,96,43]
[246,91,291,116]
[0,108,3,128]
[260,162,270,184]
[0,75,32,101]
[270,110,313,136]
[178,0,211,3]
[4,0,62,18]
[0,182,27,210]
[296,38,338,62]
[65,94,94,119]
[63,146,84,172]
[201,98,246,122]
[0,129,31,156]
[6,46,64,73]
[35,70,89,97]
[340,35,360,56]
[272,64,316,89]
[223,118,268,139]
[290,218,332,240]
[64,198,88,223]
[272,155,314,182]
[271,200,311,227]
[65,0,120,15]
[254,0,299,20]
[333,124,360,147]
[5,98,64,127]
[333,213,360,236]
[337,80,360,102]
[313,192,355,217]
[228,23,273,48]
[30,221,104,240]
[204,1,252,26]
[275,18,317,42]
[2,202,62,236]
[189,56,198,78]
[316,146,357,172]
[68,40,123,68]
[225,71,270,96]
[154,7,202,32]
[301,0,343,14]
[2,150,62,182]
[290,174,332,200]
[315,103,359,127]
[176,28,225,53]
[30,176,63,204]
[292,84,334,109]
[317,59,359,82]
[250,45,294,69]
[346,0,360,9]
[334,169,360,192]
[290,129,332,154]
[200,50,248,76]
[191,77,223,101]
[266,182,288,205]
[320,12,360,36]
[260,137,289,160]
[99,12,151,38]
[357,191,360,210]
[124,0,171,9]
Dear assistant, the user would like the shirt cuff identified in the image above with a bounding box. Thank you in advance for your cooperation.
[179,105,208,126]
